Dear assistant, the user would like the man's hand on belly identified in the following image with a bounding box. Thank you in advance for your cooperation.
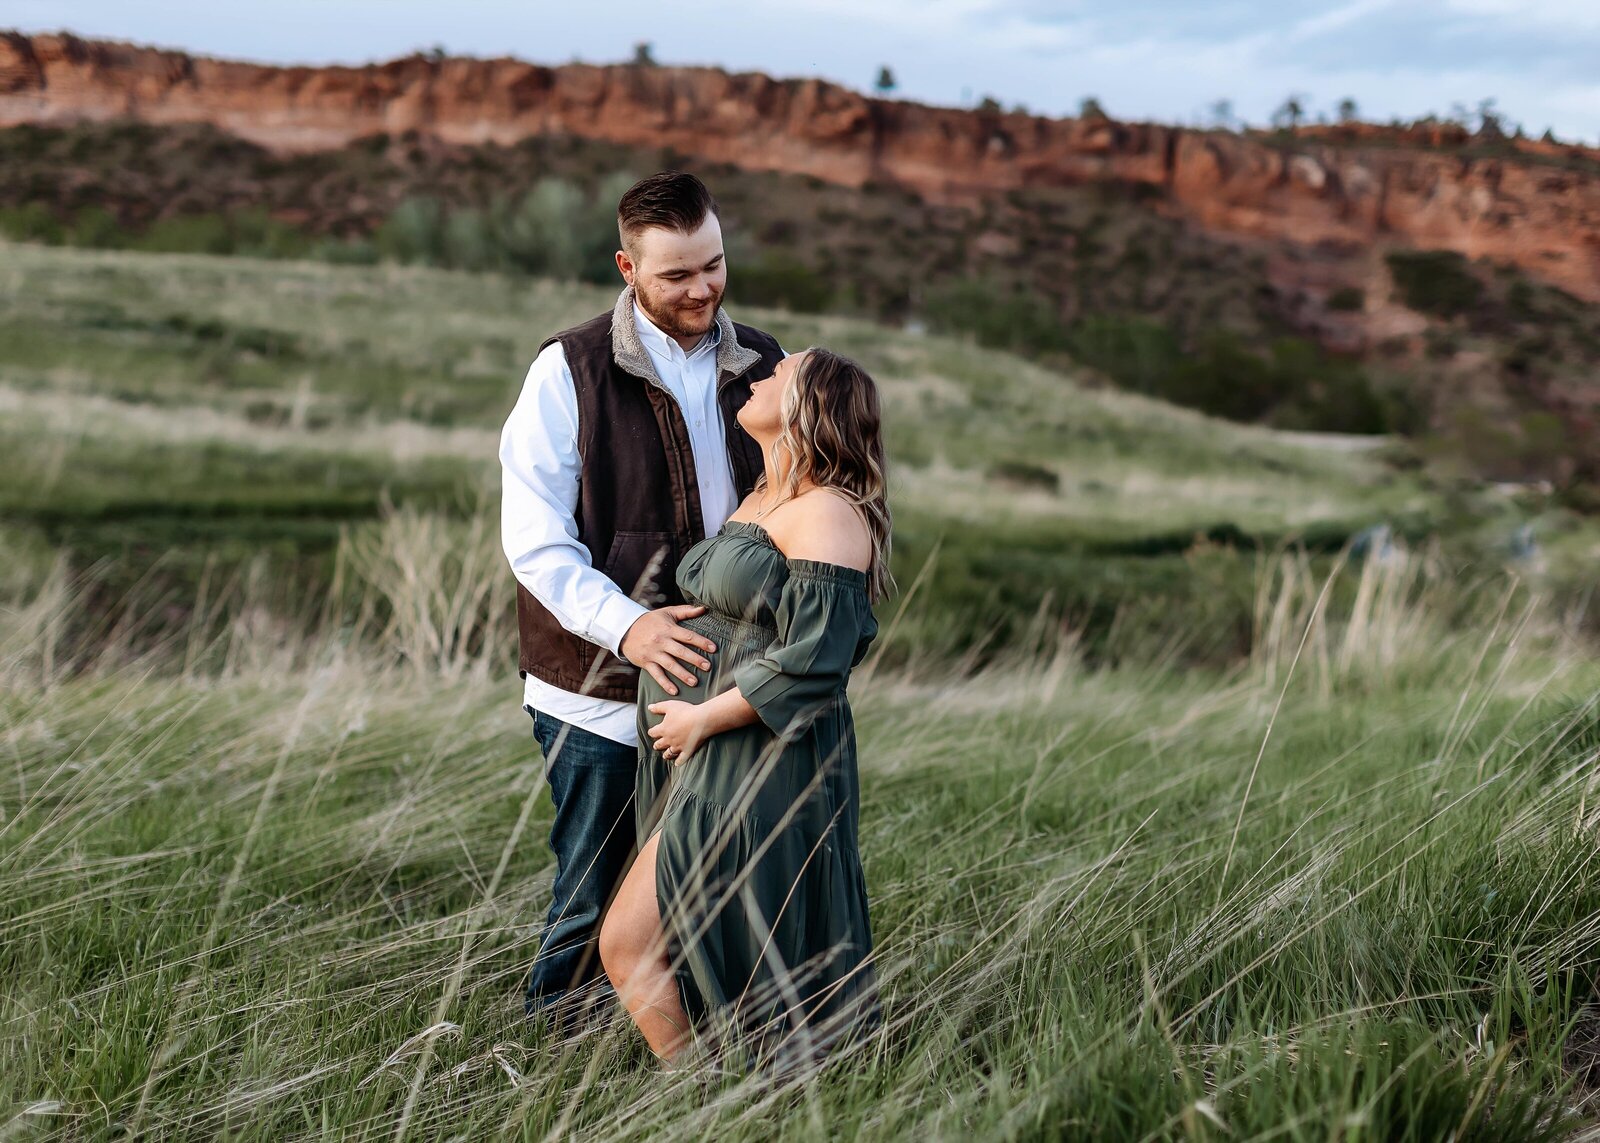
[621,604,717,696]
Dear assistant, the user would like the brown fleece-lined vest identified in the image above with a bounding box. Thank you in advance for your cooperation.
[514,292,784,701]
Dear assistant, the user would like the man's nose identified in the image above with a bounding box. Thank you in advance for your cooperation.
[685,277,712,300]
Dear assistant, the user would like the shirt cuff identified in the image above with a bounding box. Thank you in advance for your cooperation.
[591,592,651,658]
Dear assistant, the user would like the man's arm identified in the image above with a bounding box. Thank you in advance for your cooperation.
[499,342,650,653]
[498,343,715,694]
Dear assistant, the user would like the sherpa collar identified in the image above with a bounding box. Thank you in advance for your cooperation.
[610,286,762,391]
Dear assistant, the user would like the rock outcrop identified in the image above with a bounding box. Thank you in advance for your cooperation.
[2,30,1597,301]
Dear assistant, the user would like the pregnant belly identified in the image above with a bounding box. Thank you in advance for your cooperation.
[636,612,771,718]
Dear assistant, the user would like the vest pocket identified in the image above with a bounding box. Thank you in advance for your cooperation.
[603,530,677,605]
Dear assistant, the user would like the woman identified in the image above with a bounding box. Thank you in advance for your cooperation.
[597,347,893,1069]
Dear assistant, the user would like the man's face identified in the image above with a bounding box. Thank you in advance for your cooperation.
[617,215,727,342]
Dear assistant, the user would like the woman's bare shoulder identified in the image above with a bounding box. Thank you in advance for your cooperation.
[724,489,765,525]
[764,489,872,571]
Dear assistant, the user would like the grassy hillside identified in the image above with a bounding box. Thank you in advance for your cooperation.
[11,241,1592,671]
[3,243,1600,1137]
[5,120,1599,489]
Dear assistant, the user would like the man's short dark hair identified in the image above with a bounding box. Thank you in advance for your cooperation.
[617,172,718,250]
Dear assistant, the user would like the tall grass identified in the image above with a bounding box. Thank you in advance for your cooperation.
[340,503,513,679]
[0,500,512,693]
[2,511,1597,1139]
[1248,537,1552,695]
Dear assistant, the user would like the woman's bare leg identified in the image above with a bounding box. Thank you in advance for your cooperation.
[598,831,692,1061]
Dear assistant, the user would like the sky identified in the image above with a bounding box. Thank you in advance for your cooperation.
[11,0,1600,143]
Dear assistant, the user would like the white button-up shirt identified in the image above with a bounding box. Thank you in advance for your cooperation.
[499,302,742,745]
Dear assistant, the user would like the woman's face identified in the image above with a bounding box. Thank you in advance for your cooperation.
[737,351,803,437]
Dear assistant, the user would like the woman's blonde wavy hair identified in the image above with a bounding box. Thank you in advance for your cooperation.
[756,347,895,602]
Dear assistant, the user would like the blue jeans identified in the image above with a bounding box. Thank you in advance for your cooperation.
[524,707,640,1017]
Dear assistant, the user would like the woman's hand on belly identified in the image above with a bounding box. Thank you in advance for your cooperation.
[644,700,715,765]
[646,686,764,765]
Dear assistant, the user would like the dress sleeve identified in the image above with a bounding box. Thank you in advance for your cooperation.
[731,561,878,737]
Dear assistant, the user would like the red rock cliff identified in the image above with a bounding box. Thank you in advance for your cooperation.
[3,30,1597,302]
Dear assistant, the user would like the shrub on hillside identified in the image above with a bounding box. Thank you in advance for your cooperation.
[131,215,235,256]
[735,253,833,313]
[1065,316,1390,433]
[1,203,313,258]
[1505,277,1540,321]
[1260,337,1392,434]
[924,279,1069,354]
[499,179,586,278]
[65,205,122,248]
[312,238,381,265]
[0,203,67,244]
[368,180,625,278]
[225,209,315,259]
[1435,406,1576,482]
[495,172,632,282]
[1066,315,1181,395]
[1167,330,1285,422]
[442,208,501,273]
[985,459,1060,493]
[1424,327,1461,358]
[1387,249,1484,317]
[374,197,446,265]
[1560,481,1600,515]
[1327,285,1365,312]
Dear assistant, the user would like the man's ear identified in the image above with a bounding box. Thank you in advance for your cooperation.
[615,249,635,286]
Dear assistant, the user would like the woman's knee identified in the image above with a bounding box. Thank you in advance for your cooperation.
[601,896,656,973]
[599,908,643,982]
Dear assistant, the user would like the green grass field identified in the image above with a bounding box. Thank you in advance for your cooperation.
[3,244,1599,1139]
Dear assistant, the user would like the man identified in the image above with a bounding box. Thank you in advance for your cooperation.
[499,171,786,1025]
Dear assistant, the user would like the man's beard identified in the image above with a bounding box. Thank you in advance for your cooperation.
[636,285,722,340]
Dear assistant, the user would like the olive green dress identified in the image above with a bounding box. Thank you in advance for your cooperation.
[636,519,880,1065]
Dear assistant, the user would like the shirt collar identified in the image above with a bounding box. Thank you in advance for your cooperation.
[632,300,721,363]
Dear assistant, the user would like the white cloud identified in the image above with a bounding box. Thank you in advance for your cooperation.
[1444,0,1600,32]
[766,0,1090,53]
[1286,0,1396,41]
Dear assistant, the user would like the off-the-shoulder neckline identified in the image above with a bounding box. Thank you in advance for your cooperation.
[718,519,870,586]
